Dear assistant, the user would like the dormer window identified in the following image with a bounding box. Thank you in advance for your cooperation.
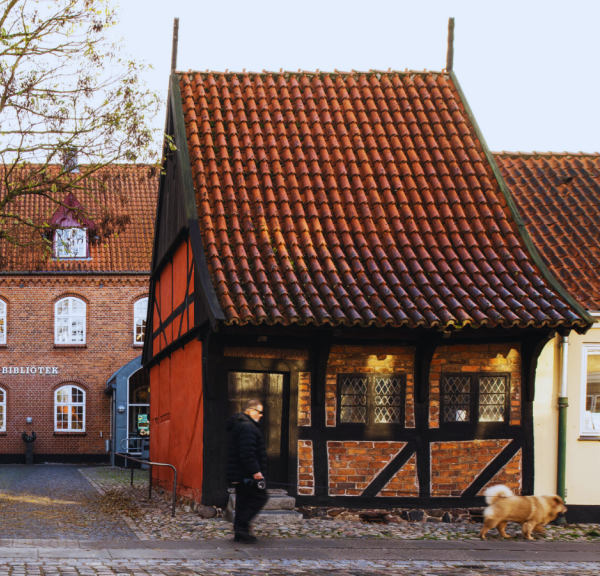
[55,227,88,258]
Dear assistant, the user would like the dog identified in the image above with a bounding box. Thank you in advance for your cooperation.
[479,485,567,540]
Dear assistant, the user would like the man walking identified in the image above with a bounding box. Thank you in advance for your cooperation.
[226,399,269,542]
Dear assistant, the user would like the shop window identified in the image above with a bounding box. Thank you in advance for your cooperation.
[54,385,85,431]
[337,373,405,425]
[582,346,600,436]
[0,300,6,345]
[0,387,6,432]
[133,297,148,345]
[54,227,88,258]
[441,373,510,424]
[127,369,150,452]
[55,297,86,344]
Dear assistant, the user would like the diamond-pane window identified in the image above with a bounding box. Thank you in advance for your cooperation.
[338,374,405,425]
[479,376,507,422]
[374,377,403,423]
[339,376,368,423]
[442,375,471,422]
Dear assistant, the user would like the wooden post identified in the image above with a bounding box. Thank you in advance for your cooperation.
[446,17,455,71]
[171,18,179,71]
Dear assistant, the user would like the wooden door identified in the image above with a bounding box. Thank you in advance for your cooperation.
[227,372,289,487]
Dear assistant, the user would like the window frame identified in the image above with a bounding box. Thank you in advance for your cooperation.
[54,297,87,345]
[580,345,600,437]
[440,372,511,425]
[133,297,148,346]
[0,387,6,432]
[336,373,406,427]
[0,299,6,345]
[54,227,89,259]
[54,385,86,432]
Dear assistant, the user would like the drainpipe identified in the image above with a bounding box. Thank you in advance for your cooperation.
[556,333,569,524]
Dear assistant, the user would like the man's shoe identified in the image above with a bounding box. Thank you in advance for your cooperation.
[234,533,257,543]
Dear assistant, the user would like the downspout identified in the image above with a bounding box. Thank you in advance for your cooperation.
[556,332,569,524]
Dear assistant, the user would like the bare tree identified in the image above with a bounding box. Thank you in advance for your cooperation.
[0,0,161,268]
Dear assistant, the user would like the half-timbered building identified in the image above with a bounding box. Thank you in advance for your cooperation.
[143,69,593,508]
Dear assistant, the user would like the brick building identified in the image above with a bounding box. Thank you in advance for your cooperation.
[0,165,157,463]
[143,69,593,508]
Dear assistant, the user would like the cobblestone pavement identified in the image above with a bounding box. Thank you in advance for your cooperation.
[81,467,600,542]
[0,559,598,576]
[0,465,136,540]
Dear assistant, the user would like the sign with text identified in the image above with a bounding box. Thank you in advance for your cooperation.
[1,366,59,375]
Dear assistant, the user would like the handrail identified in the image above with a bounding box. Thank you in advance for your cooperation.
[115,452,177,517]
[119,437,143,453]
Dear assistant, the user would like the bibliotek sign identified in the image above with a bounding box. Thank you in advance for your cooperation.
[2,366,59,375]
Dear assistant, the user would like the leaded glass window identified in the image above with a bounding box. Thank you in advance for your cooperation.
[338,374,405,425]
[133,297,148,345]
[0,300,6,345]
[339,376,368,423]
[54,385,85,431]
[479,376,507,422]
[442,375,471,422]
[0,388,5,432]
[54,297,86,344]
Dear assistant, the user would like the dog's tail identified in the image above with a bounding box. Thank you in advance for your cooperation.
[484,484,513,505]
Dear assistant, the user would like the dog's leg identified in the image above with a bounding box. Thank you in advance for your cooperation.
[479,517,497,540]
[521,521,536,540]
[497,521,510,539]
[533,525,545,534]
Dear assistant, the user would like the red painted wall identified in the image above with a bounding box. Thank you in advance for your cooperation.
[150,320,203,501]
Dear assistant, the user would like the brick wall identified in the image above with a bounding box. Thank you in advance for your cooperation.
[430,439,514,497]
[378,453,419,497]
[429,344,521,428]
[478,449,522,496]
[298,440,315,495]
[0,275,148,456]
[327,441,407,496]
[325,345,415,427]
[298,372,311,426]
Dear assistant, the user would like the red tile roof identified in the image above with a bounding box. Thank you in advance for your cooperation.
[179,70,589,330]
[495,152,600,311]
[0,164,158,272]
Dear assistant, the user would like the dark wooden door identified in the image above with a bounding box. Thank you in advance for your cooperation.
[227,372,289,487]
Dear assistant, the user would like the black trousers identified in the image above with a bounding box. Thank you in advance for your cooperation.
[234,481,268,535]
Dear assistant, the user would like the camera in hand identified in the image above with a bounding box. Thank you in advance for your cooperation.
[243,477,267,490]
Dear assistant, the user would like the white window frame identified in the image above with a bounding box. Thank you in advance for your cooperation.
[54,227,88,259]
[0,299,6,345]
[133,297,148,345]
[0,387,6,432]
[54,297,86,345]
[580,345,600,437]
[54,385,86,432]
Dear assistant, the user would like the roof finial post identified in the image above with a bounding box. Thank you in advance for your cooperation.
[446,17,455,71]
[171,18,179,72]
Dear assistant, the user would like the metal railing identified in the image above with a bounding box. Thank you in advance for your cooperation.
[119,437,144,455]
[115,452,178,517]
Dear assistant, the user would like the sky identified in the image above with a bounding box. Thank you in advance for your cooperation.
[112,0,600,154]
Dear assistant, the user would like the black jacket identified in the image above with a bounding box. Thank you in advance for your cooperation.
[226,412,268,483]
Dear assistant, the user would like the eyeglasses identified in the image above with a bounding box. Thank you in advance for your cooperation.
[253,409,263,414]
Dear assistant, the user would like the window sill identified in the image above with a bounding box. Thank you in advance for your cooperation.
[578,436,600,441]
[133,344,144,348]
[53,344,87,349]
[0,431,7,436]
[53,431,86,436]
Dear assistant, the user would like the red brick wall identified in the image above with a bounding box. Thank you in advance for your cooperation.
[429,344,521,428]
[478,449,522,496]
[0,275,148,456]
[298,372,311,426]
[378,453,419,497]
[325,345,415,428]
[430,439,515,497]
[298,439,315,495]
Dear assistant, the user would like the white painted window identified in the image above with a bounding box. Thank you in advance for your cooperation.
[54,385,85,432]
[0,387,6,432]
[133,297,148,345]
[0,300,6,345]
[55,228,87,258]
[55,297,86,345]
[581,345,600,436]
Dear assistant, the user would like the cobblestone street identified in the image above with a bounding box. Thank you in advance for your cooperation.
[0,466,135,540]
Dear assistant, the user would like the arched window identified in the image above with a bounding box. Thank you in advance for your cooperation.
[0,300,6,345]
[133,297,148,345]
[55,297,86,344]
[0,387,6,432]
[55,385,85,431]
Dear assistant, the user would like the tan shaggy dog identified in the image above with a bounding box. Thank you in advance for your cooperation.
[479,485,567,540]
